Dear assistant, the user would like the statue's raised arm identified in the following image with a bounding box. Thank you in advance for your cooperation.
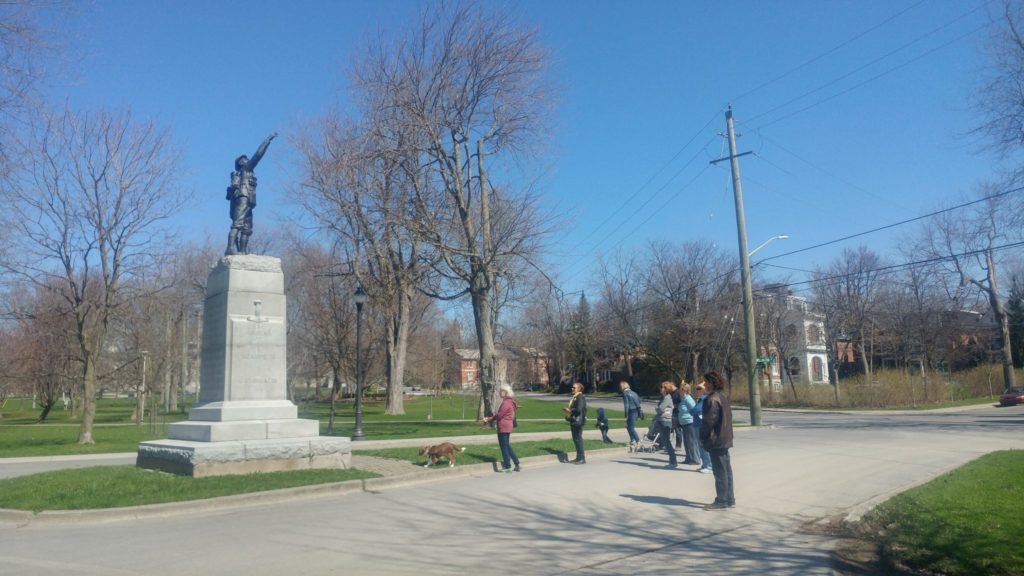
[225,131,277,256]
[247,132,278,171]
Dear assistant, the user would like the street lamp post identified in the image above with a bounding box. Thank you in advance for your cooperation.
[352,286,368,440]
[748,234,788,415]
[140,350,149,428]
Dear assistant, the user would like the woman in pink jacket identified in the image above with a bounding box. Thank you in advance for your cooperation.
[483,385,521,472]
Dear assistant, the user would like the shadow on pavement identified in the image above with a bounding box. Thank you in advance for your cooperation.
[620,494,705,508]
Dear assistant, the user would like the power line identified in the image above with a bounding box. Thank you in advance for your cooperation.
[756,186,1024,263]
[745,1,991,127]
[731,0,930,103]
[751,21,990,130]
[559,135,718,284]
[748,131,915,211]
[565,109,724,256]
[583,238,1024,333]
[757,240,1024,293]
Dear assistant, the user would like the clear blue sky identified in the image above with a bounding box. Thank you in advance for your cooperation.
[48,0,1001,299]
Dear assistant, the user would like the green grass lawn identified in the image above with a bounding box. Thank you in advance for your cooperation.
[0,397,192,425]
[356,438,620,467]
[859,450,1024,576]
[0,466,379,512]
[0,424,175,457]
[0,395,626,457]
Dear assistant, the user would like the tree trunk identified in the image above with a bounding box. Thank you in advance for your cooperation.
[472,139,497,419]
[77,353,97,444]
[857,337,872,380]
[384,287,412,415]
[36,398,56,423]
[133,389,145,425]
[984,249,1016,389]
[471,282,497,419]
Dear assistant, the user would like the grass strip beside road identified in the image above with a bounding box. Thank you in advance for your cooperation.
[0,396,627,457]
[0,466,379,512]
[356,438,621,467]
[856,450,1024,576]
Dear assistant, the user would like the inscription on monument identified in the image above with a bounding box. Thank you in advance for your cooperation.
[229,316,286,400]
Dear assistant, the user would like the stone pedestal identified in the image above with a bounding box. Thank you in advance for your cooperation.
[137,255,351,477]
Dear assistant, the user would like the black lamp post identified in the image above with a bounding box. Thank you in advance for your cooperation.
[352,285,368,440]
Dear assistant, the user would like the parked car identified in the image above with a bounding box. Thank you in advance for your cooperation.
[999,386,1024,406]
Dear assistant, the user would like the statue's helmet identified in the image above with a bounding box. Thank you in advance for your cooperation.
[235,155,248,170]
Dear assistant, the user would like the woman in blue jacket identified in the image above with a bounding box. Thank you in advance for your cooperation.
[690,383,713,473]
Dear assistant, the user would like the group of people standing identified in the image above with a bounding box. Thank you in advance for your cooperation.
[621,373,735,510]
[483,375,734,510]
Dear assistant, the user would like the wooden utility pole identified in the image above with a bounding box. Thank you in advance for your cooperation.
[710,106,761,426]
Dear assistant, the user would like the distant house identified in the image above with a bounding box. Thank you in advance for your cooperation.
[761,292,830,386]
[445,346,550,389]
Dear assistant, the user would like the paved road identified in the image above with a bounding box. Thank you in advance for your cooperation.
[2,404,1021,575]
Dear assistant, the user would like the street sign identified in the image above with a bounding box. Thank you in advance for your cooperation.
[756,357,773,364]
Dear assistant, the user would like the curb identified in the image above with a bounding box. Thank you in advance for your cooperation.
[0,445,629,526]
[841,457,981,526]
[754,402,999,416]
[0,478,368,527]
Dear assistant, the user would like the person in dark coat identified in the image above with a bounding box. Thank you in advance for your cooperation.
[564,382,588,464]
[595,407,612,443]
[700,371,735,510]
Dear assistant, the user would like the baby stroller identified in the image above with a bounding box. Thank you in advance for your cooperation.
[634,424,662,454]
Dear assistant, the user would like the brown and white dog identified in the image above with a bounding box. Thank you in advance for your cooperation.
[418,442,466,468]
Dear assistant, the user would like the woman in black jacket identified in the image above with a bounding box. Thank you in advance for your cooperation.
[700,371,735,510]
[564,382,588,464]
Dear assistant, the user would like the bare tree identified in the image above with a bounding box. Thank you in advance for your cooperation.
[594,251,647,379]
[813,246,885,380]
[976,0,1024,169]
[285,241,357,432]
[1,107,184,444]
[356,4,553,417]
[2,281,78,421]
[294,115,432,415]
[642,239,739,382]
[0,1,66,174]
[920,189,1018,389]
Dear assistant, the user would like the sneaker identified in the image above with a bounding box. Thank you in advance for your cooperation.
[703,502,730,511]
[698,468,713,474]
[665,463,678,469]
[728,502,736,508]
[513,465,521,472]
[573,459,586,465]
[499,467,512,473]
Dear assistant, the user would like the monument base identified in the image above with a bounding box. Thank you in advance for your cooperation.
[137,437,352,478]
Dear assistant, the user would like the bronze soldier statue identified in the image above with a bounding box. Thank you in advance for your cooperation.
[226,132,277,255]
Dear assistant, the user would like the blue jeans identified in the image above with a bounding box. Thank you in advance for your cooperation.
[709,448,734,505]
[681,423,699,464]
[698,437,712,470]
[498,432,519,469]
[570,425,585,462]
[625,408,640,443]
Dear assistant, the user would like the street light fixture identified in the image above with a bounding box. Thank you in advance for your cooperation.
[352,286,368,441]
[748,234,789,258]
